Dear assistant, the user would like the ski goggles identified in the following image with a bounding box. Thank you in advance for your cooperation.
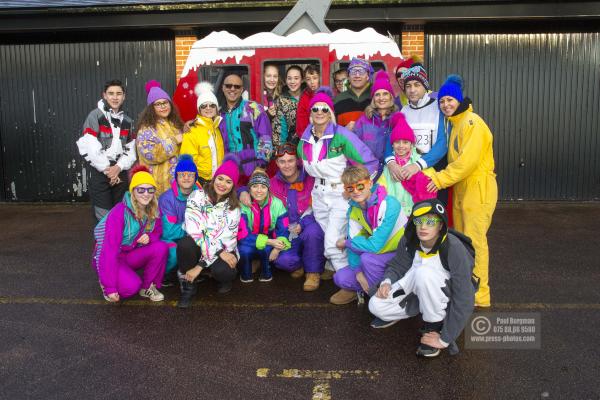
[413,216,442,227]
[176,171,196,179]
[348,67,368,77]
[311,105,330,114]
[275,143,297,158]
[134,186,156,194]
[199,103,217,109]
[344,179,370,193]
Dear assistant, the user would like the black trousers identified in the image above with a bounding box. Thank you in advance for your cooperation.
[89,167,129,222]
[433,157,449,207]
[176,236,237,283]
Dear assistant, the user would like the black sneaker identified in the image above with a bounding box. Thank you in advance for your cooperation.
[259,274,273,282]
[416,320,444,358]
[370,317,400,329]
[416,344,441,358]
[217,281,232,294]
[161,270,178,287]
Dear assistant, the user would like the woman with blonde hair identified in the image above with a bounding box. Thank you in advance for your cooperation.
[180,81,225,184]
[296,87,378,304]
[262,63,283,112]
[353,70,399,177]
[136,80,184,195]
[92,165,169,303]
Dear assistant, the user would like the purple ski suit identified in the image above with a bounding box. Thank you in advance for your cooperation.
[269,169,325,274]
[95,192,168,298]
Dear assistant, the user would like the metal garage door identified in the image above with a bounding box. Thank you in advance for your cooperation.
[427,32,600,200]
[0,34,175,201]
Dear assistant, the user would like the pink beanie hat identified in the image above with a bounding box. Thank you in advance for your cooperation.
[145,80,171,105]
[213,159,240,186]
[370,70,395,97]
[389,112,415,144]
[309,86,334,110]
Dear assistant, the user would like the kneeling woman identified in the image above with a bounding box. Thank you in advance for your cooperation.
[176,159,242,308]
[94,165,169,302]
[238,169,290,283]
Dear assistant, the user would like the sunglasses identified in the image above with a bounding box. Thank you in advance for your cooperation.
[200,103,217,109]
[153,101,170,108]
[311,105,330,114]
[223,83,243,90]
[334,79,346,85]
[177,171,196,179]
[135,187,156,194]
[275,143,297,157]
[413,216,442,227]
[348,68,368,77]
[344,179,370,193]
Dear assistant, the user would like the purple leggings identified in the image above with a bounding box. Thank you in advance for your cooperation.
[112,241,168,298]
[274,215,325,274]
[333,252,396,292]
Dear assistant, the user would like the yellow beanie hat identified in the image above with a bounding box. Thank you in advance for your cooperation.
[129,165,157,192]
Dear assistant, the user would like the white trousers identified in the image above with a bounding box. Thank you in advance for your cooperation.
[311,182,349,271]
[369,256,451,323]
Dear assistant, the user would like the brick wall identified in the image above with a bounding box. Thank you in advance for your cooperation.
[401,26,425,60]
[175,35,197,83]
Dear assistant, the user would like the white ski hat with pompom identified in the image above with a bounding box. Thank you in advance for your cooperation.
[195,81,219,111]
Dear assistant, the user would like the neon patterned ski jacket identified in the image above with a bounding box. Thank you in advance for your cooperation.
[238,195,291,251]
[184,188,241,267]
[297,122,378,182]
[345,184,407,269]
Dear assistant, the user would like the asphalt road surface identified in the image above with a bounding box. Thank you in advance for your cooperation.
[1,202,599,400]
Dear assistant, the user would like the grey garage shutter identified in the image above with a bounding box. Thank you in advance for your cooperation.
[0,34,175,201]
[427,32,600,201]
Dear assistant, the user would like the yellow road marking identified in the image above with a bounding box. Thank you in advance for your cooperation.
[256,368,270,377]
[312,380,331,400]
[276,369,380,380]
[256,369,379,400]
[0,297,599,310]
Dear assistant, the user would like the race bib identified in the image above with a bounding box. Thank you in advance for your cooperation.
[415,129,433,154]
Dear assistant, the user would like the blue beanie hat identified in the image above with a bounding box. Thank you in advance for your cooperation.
[175,154,198,181]
[438,74,464,103]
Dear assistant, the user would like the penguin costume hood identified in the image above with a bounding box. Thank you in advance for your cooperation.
[404,198,449,254]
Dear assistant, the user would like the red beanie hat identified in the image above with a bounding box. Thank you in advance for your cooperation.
[394,54,423,77]
[389,112,415,144]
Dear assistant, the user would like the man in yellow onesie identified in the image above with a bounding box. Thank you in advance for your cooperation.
[426,75,497,307]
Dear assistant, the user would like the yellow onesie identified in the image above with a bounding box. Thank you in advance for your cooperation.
[431,104,498,307]
[180,115,224,182]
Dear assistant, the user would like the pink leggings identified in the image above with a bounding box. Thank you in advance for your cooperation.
[113,241,168,298]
